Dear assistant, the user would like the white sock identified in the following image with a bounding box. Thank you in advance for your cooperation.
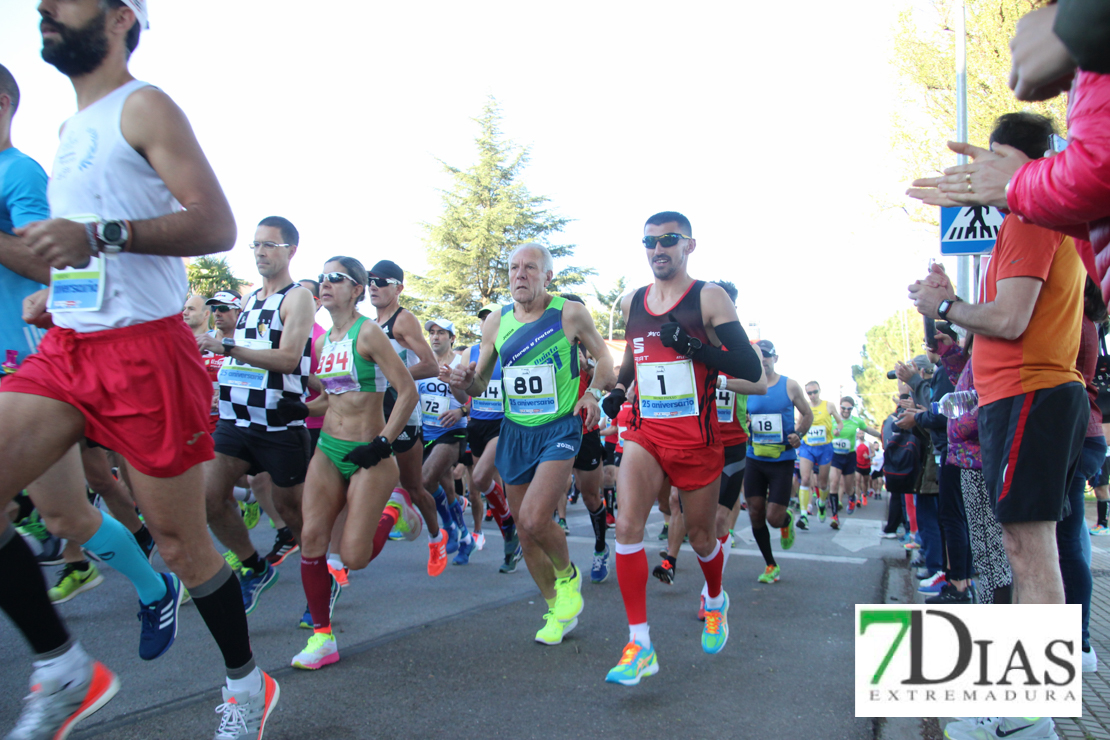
[33,641,89,683]
[232,486,252,503]
[705,592,725,610]
[629,623,651,648]
[327,555,345,571]
[462,533,473,545]
[428,530,443,544]
[226,667,262,695]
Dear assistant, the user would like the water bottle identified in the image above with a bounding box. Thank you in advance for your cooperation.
[931,390,978,417]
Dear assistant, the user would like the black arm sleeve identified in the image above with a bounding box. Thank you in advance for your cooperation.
[1055,0,1110,73]
[689,321,762,382]
[616,343,635,388]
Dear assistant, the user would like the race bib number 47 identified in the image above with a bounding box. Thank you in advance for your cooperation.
[638,360,698,419]
[504,364,557,415]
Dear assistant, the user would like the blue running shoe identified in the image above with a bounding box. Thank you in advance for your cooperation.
[453,534,476,565]
[445,524,459,555]
[590,545,610,583]
[299,575,342,629]
[138,572,183,661]
[605,641,659,686]
[241,562,279,615]
[701,591,729,654]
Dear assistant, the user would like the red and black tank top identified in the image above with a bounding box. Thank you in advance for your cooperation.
[625,280,719,449]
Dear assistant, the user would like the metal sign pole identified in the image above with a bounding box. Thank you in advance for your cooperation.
[955,0,971,301]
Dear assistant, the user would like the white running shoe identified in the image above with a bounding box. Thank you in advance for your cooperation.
[291,632,339,670]
[474,532,486,551]
[387,488,423,541]
[1083,646,1098,673]
[943,717,1057,740]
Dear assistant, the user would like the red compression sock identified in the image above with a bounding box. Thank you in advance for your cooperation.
[301,555,332,630]
[616,545,649,625]
[371,507,400,562]
[697,540,724,599]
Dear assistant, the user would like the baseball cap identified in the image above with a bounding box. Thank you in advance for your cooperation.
[477,303,500,318]
[120,0,150,29]
[425,318,455,335]
[205,291,241,309]
[755,339,776,357]
[912,354,935,373]
[369,260,404,284]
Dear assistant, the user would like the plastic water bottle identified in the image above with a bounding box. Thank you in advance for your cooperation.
[1,350,18,375]
[931,390,978,417]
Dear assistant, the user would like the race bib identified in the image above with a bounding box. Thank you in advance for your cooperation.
[716,388,736,424]
[217,339,271,390]
[471,379,503,414]
[805,426,827,445]
[421,393,448,427]
[637,360,698,419]
[750,413,783,444]
[318,338,359,394]
[504,364,557,416]
[48,215,107,312]
[832,438,852,453]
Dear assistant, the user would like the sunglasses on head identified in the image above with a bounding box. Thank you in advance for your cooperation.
[368,276,401,288]
[642,233,690,249]
[319,271,357,285]
[212,305,236,313]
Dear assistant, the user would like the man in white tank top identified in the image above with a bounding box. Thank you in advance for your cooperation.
[1,3,280,738]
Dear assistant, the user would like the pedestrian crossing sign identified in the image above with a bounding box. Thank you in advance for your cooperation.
[939,205,1004,255]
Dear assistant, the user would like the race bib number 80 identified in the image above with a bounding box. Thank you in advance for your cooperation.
[637,360,698,419]
[504,364,557,415]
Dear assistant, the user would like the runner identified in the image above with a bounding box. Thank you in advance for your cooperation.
[292,257,420,670]
[827,396,881,528]
[366,260,447,575]
[200,291,240,432]
[198,216,315,618]
[797,381,839,530]
[744,340,813,584]
[4,4,277,736]
[855,433,873,504]
[447,243,613,647]
[600,212,763,685]
[465,303,523,573]
[183,294,210,339]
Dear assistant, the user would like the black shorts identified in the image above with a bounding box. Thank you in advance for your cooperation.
[391,425,420,454]
[613,451,623,467]
[831,451,857,474]
[423,429,466,461]
[870,469,883,480]
[980,382,1087,524]
[308,426,321,455]
[1089,456,1110,488]
[213,419,311,488]
[856,465,870,477]
[719,444,747,509]
[603,440,617,466]
[458,444,474,468]
[743,457,794,508]
[574,429,604,471]
[467,417,502,459]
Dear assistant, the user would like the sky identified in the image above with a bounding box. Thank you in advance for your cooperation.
[1,0,956,403]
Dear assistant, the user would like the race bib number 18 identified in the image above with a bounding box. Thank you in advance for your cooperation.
[750,413,783,444]
[637,360,698,419]
[504,364,557,415]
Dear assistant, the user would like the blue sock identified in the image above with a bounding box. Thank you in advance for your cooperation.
[83,510,167,605]
[433,487,453,531]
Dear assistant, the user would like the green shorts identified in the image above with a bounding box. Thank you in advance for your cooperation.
[318,432,363,481]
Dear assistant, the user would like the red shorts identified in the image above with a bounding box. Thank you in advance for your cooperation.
[1,315,215,478]
[621,429,724,491]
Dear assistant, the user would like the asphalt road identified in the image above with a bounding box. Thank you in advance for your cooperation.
[1,494,905,739]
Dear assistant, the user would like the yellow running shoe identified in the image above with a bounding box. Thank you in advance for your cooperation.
[535,610,578,645]
[48,563,103,604]
[291,632,339,670]
[553,564,583,622]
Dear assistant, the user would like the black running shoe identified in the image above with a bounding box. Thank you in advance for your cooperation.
[924,583,972,604]
[265,527,299,566]
[652,557,676,585]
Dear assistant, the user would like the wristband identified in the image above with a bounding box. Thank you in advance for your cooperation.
[85,223,100,256]
[716,375,728,390]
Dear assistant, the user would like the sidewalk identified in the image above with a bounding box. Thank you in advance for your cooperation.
[1056,543,1110,740]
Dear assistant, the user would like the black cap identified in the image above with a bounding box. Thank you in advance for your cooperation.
[755,339,776,357]
[369,260,403,284]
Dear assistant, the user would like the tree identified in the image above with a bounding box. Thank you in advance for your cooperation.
[412,96,593,344]
[589,276,628,340]
[891,0,1068,225]
[186,256,250,299]
[851,308,926,427]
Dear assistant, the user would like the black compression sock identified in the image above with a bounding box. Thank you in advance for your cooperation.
[751,524,776,567]
[13,493,35,523]
[0,525,70,654]
[829,493,840,517]
[192,564,254,672]
[133,524,153,551]
[240,552,265,575]
[588,504,607,552]
[71,560,90,572]
[1099,500,1108,527]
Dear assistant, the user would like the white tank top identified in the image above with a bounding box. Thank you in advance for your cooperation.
[48,79,188,333]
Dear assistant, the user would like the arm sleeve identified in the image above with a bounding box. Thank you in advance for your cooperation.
[616,343,635,388]
[690,321,762,382]
[1055,0,1110,73]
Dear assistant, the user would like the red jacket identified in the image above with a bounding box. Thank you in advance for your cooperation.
[1007,70,1110,303]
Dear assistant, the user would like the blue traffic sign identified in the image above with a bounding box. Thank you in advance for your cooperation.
[939,205,1004,255]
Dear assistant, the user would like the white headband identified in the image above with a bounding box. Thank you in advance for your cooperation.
[120,0,149,29]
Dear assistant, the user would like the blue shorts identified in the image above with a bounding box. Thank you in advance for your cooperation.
[831,451,857,474]
[495,415,582,486]
[798,443,834,467]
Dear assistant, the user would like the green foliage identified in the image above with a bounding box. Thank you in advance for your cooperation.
[891,0,1068,225]
[852,308,926,426]
[590,276,629,340]
[186,256,250,299]
[412,96,592,344]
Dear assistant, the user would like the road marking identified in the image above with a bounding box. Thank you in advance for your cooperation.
[564,535,868,565]
[831,518,884,552]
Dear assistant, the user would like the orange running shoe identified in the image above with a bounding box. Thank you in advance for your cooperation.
[428,535,447,577]
[327,563,349,589]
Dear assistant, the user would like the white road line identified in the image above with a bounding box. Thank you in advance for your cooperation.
[563,535,869,565]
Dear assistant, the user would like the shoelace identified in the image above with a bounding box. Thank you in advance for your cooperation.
[705,610,723,635]
[214,699,249,738]
[616,643,642,666]
[12,689,48,732]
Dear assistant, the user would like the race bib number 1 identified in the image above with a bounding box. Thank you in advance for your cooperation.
[638,360,698,419]
[750,413,783,444]
[504,364,557,415]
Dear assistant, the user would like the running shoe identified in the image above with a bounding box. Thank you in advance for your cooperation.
[904,540,920,550]
[757,564,780,583]
[223,550,244,573]
[919,571,947,595]
[297,582,340,632]
[796,514,809,531]
[848,500,856,514]
[484,508,493,522]
[535,611,578,645]
[806,501,816,516]
[730,530,739,548]
[558,517,569,534]
[605,511,616,528]
[817,502,826,523]
[387,488,423,542]
[702,592,729,654]
[880,531,899,539]
[924,583,972,604]
[590,545,610,583]
[605,641,659,686]
[265,527,299,566]
[239,501,261,530]
[427,535,448,577]
[780,512,795,551]
[138,572,183,661]
[652,556,676,585]
[453,534,476,565]
[657,523,669,541]
[7,659,119,740]
[860,494,869,507]
[1082,646,1097,673]
[474,532,486,551]
[240,563,279,615]
[1090,524,1110,536]
[16,510,67,566]
[445,524,459,555]
[697,595,706,622]
[942,716,1057,740]
[328,563,349,589]
[212,670,280,740]
[291,631,339,670]
[830,515,840,531]
[909,556,926,568]
[136,531,158,564]
[500,543,523,574]
[553,564,583,622]
[48,563,103,604]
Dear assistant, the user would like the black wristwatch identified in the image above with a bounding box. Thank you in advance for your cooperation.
[937,296,960,320]
[682,335,703,358]
[221,337,236,355]
[95,220,128,254]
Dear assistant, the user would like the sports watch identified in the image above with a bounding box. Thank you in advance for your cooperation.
[586,387,605,402]
[95,220,128,254]
[937,296,960,320]
[221,338,237,355]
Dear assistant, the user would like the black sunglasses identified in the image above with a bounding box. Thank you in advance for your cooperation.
[368,277,401,288]
[840,406,854,412]
[642,233,690,249]
[212,305,236,313]
[319,271,357,285]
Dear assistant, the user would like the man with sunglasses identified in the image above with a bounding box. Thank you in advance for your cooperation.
[599,212,763,685]
[366,259,448,575]
[797,381,840,531]
[198,216,315,622]
[200,291,241,433]
[828,397,881,527]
